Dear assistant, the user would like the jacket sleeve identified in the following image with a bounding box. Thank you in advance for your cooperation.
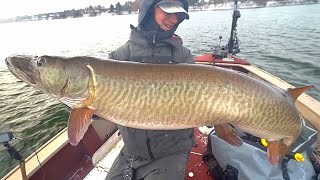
[109,41,131,61]
[184,47,194,64]
[180,46,194,64]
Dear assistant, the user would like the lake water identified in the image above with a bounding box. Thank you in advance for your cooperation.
[0,4,319,178]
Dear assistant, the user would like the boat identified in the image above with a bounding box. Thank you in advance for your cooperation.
[2,1,320,180]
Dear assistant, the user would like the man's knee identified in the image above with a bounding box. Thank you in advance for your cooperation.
[105,153,126,180]
[142,153,189,180]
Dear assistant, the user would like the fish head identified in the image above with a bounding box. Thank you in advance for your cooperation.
[5,55,90,99]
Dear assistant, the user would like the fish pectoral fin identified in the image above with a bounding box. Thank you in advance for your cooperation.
[215,123,243,146]
[67,107,94,146]
[287,85,314,100]
[267,139,288,166]
[73,65,97,109]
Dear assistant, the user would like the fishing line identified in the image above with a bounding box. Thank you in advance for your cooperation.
[15,137,46,180]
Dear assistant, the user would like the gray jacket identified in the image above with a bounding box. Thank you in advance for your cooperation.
[110,26,193,64]
[109,27,195,160]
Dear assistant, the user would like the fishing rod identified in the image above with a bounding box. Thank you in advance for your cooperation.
[212,0,241,58]
[1,131,27,180]
[227,0,241,55]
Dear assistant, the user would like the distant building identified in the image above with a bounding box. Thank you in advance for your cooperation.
[48,13,60,20]
[31,16,39,21]
[239,1,260,9]
[266,1,280,7]
[40,14,48,20]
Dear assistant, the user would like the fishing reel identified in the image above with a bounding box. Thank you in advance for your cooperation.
[1,131,27,180]
[0,131,14,144]
[212,36,229,59]
[1,131,23,163]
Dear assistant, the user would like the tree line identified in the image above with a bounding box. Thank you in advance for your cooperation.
[13,0,319,22]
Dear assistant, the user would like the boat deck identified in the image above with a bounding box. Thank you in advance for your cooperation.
[84,127,214,180]
[84,140,124,179]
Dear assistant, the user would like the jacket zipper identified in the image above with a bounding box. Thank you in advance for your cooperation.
[145,131,155,159]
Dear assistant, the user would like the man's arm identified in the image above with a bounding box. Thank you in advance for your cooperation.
[109,42,131,61]
[184,48,194,64]
[180,46,194,64]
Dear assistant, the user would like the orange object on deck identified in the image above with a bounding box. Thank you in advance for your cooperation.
[194,53,250,65]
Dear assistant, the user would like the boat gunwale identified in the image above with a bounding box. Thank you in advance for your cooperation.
[1,129,68,180]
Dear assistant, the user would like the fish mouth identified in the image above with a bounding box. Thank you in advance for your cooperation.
[18,70,37,85]
[5,55,38,85]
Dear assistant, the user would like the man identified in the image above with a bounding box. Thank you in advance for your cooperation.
[106,0,195,179]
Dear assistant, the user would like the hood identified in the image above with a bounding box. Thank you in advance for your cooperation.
[135,0,189,43]
[138,0,189,26]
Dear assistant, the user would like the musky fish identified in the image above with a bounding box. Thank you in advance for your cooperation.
[5,55,313,165]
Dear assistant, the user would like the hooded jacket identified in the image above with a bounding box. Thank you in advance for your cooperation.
[109,0,195,160]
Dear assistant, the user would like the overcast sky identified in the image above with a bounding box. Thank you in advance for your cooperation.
[0,0,127,19]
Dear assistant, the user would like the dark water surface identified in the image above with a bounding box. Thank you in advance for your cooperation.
[0,4,319,178]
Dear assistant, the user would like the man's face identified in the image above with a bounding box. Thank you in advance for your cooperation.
[154,6,178,31]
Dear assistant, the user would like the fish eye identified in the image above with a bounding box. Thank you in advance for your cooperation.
[37,57,46,67]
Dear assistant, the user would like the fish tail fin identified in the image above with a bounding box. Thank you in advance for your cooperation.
[215,123,243,146]
[287,85,314,100]
[267,139,288,166]
[67,107,94,146]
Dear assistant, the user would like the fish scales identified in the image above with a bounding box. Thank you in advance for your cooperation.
[81,60,300,138]
[93,64,216,128]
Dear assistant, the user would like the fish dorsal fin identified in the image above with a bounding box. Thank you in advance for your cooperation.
[73,65,97,109]
[287,85,314,100]
[215,123,243,146]
[68,107,94,146]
